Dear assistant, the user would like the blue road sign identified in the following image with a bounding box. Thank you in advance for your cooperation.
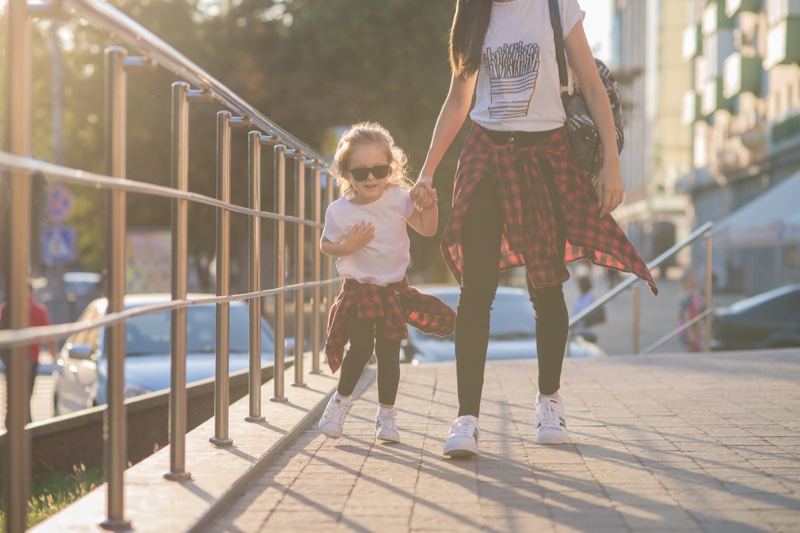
[47,185,74,223]
[42,226,77,265]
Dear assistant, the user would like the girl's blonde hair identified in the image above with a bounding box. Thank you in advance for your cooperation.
[330,122,412,196]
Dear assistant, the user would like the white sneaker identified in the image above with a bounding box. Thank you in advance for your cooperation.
[319,395,351,439]
[375,408,400,443]
[443,415,479,457]
[532,392,568,444]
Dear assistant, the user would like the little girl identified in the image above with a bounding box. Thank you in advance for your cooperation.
[319,122,455,443]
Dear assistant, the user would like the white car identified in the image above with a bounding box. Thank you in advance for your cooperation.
[402,286,606,365]
[53,294,276,414]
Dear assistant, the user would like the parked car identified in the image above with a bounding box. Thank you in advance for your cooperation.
[53,294,276,415]
[401,286,606,365]
[712,284,800,351]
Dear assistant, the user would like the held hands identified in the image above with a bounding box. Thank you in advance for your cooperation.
[410,176,438,209]
[595,155,624,218]
[342,221,374,254]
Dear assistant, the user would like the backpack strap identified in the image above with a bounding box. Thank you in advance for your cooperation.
[548,0,571,107]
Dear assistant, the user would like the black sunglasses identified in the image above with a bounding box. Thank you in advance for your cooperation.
[349,164,390,182]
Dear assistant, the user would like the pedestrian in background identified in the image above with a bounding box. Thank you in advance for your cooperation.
[320,122,455,443]
[0,281,57,424]
[411,0,657,458]
[678,271,704,352]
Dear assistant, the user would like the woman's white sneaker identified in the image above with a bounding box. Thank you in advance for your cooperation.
[532,392,568,444]
[375,408,401,442]
[319,394,351,439]
[443,415,479,457]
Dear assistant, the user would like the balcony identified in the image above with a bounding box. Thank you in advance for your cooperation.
[723,52,763,98]
[726,0,763,17]
[703,1,734,35]
[764,17,800,67]
[769,113,800,152]
[683,90,704,124]
[684,24,703,59]
[702,77,733,116]
[767,0,800,26]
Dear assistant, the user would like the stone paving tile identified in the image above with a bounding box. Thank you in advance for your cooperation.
[211,350,800,532]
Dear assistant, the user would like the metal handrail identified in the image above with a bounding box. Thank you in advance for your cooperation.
[4,0,337,528]
[641,307,716,354]
[64,0,329,165]
[0,152,324,228]
[569,221,714,328]
[0,281,337,351]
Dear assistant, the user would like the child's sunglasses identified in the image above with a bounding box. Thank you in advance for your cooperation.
[349,164,391,182]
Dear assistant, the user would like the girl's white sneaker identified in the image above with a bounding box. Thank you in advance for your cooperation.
[532,392,568,444]
[319,395,352,439]
[375,408,400,442]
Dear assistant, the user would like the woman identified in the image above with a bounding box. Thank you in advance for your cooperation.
[410,0,657,458]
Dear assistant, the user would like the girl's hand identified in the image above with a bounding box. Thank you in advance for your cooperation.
[595,155,624,218]
[342,221,374,254]
[410,175,438,209]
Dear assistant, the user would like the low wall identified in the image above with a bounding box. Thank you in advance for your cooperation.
[0,361,291,480]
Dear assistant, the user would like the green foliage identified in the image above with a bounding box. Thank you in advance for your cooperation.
[0,463,104,530]
[9,0,465,279]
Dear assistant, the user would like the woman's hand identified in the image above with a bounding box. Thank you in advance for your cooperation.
[595,155,624,218]
[342,221,374,253]
[410,175,438,209]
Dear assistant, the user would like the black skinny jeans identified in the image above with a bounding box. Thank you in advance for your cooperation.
[337,307,401,406]
[456,143,569,417]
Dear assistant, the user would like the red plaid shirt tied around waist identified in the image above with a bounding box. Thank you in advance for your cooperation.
[324,277,456,373]
[442,124,658,295]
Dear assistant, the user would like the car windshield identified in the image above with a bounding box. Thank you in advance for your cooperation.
[120,304,273,356]
[413,291,535,341]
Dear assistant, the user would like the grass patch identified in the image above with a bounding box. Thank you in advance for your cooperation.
[0,464,104,531]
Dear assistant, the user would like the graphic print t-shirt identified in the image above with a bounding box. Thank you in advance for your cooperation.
[470,0,585,132]
[322,186,415,287]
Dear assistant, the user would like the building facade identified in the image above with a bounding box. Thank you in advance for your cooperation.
[681,0,800,294]
[613,0,693,275]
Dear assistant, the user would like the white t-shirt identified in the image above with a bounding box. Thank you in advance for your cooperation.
[470,0,585,132]
[322,186,416,286]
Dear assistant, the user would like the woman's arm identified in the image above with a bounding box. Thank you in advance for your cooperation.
[564,20,624,218]
[407,202,438,238]
[320,221,374,257]
[410,73,478,208]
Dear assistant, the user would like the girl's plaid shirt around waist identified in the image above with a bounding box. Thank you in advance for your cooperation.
[442,124,658,296]
[324,277,456,374]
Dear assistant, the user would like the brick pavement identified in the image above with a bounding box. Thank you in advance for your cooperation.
[210,350,800,533]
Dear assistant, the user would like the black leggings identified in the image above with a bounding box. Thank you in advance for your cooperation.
[456,167,569,418]
[337,307,401,406]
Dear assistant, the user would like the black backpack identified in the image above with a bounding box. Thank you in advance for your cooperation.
[548,0,624,185]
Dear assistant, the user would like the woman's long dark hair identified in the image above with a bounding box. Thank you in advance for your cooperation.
[449,0,493,79]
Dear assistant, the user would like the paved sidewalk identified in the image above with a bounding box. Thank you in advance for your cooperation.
[211,350,800,532]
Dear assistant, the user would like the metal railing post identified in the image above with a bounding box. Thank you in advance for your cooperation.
[292,154,307,387]
[632,285,641,355]
[210,111,234,445]
[310,165,323,374]
[165,81,192,481]
[705,232,714,352]
[272,144,288,402]
[100,45,132,530]
[4,2,33,531]
[246,131,266,422]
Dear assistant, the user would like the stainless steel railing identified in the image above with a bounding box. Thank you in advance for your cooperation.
[2,0,337,530]
[568,221,715,355]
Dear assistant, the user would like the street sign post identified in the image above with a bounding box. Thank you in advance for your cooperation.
[47,184,74,223]
[42,226,77,265]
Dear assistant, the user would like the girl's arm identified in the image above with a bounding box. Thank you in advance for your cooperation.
[411,72,478,208]
[320,221,374,257]
[564,20,624,218]
[407,201,438,238]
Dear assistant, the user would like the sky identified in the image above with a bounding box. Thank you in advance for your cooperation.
[581,0,613,63]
